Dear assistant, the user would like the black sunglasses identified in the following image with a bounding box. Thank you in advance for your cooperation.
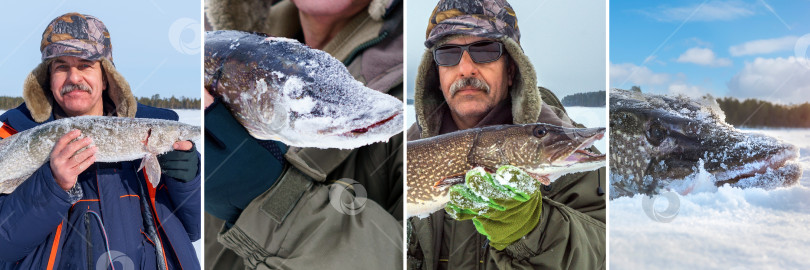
[433,40,504,66]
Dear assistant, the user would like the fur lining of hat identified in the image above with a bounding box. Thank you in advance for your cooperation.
[22,57,136,122]
[414,35,542,138]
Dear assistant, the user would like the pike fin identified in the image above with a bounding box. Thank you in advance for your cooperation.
[433,174,466,189]
[138,154,162,188]
[527,172,552,186]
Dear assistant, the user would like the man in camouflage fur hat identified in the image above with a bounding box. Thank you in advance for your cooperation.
[407,0,606,269]
[0,13,201,269]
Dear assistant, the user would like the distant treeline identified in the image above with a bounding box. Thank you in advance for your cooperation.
[561,91,606,107]
[0,95,200,110]
[0,96,24,110]
[137,94,200,109]
[716,97,810,128]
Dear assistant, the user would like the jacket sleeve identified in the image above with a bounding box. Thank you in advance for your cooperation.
[0,163,72,262]
[211,166,403,270]
[492,167,607,270]
[161,153,202,242]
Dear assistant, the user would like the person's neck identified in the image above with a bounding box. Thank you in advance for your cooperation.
[450,113,484,131]
[298,11,355,49]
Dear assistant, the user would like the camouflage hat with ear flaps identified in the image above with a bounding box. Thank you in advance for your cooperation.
[40,12,113,63]
[425,0,520,48]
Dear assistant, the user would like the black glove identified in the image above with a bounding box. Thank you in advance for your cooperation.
[157,143,199,182]
[204,99,287,225]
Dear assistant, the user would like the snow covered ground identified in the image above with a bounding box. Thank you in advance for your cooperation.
[176,109,201,126]
[174,109,203,265]
[1,109,204,264]
[610,128,810,269]
[405,105,606,152]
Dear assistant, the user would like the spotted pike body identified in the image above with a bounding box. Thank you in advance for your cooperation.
[609,89,801,199]
[204,30,403,149]
[0,116,200,194]
[407,123,606,218]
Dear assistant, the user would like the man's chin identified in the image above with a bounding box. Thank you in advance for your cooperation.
[59,101,96,116]
[451,103,491,120]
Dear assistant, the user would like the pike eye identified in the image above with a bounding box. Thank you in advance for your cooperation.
[533,126,547,137]
[646,121,667,146]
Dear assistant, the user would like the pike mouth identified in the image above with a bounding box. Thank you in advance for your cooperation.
[527,132,606,184]
[344,113,400,135]
[562,133,605,163]
[711,148,798,185]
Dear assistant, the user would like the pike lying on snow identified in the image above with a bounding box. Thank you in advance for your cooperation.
[407,123,606,217]
[609,89,801,199]
[205,30,403,149]
[0,116,200,194]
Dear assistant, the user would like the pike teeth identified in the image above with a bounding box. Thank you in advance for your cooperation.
[562,135,605,162]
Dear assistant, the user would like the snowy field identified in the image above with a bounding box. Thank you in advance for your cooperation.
[610,128,810,269]
[406,105,606,152]
[1,109,204,264]
[176,109,201,126]
[174,109,203,265]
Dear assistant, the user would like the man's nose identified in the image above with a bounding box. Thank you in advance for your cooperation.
[457,51,478,77]
[67,67,83,84]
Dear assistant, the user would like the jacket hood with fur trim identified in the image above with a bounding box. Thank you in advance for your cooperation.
[23,57,136,123]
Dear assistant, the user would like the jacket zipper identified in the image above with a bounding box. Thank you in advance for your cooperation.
[85,213,93,270]
[342,31,390,66]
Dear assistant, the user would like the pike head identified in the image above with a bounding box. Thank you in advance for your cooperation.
[609,89,801,198]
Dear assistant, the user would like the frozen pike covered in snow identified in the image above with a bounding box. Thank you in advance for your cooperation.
[406,123,606,217]
[0,116,200,194]
[609,89,802,199]
[204,30,403,149]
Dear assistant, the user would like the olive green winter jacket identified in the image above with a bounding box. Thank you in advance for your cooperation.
[204,0,404,269]
[407,87,606,270]
[407,25,607,268]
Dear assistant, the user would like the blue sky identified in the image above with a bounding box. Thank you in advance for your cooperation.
[0,1,201,99]
[407,0,607,99]
[611,0,810,104]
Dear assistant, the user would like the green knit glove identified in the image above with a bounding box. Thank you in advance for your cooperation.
[445,165,543,250]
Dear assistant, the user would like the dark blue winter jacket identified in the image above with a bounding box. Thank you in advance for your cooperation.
[0,103,201,270]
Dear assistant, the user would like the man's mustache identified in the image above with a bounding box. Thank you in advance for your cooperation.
[60,83,92,95]
[449,77,490,96]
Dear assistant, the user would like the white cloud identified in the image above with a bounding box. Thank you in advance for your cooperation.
[610,62,711,96]
[729,36,799,56]
[727,57,810,104]
[677,47,732,67]
[610,62,670,87]
[642,0,755,22]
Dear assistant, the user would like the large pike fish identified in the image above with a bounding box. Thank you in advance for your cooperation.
[205,30,403,149]
[0,116,200,194]
[407,123,606,218]
[609,89,801,199]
